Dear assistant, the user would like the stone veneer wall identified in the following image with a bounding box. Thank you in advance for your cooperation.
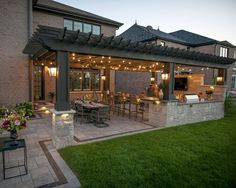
[165,101,224,127]
[51,109,75,149]
[144,100,224,127]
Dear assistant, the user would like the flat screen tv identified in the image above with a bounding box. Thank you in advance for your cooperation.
[174,77,188,90]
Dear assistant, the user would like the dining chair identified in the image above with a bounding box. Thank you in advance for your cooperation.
[90,106,110,127]
[129,97,144,121]
[75,103,91,124]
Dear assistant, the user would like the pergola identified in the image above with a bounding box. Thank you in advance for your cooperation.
[23,25,235,112]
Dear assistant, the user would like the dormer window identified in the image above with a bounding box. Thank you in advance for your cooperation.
[220,47,228,57]
[160,41,165,46]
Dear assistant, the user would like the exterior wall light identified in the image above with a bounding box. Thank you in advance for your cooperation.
[48,66,57,77]
[216,76,223,82]
[150,77,155,82]
[101,75,106,80]
[161,73,169,80]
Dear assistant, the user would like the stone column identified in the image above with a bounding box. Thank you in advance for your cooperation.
[51,109,75,149]
[52,51,75,149]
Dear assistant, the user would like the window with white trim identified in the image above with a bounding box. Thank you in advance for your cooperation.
[160,41,165,46]
[220,47,228,57]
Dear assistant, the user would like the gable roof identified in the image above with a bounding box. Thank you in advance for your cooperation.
[119,24,187,44]
[170,30,235,48]
[33,0,123,27]
[120,24,235,48]
[169,30,216,46]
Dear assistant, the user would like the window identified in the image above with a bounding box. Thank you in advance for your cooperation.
[92,25,101,35]
[220,47,228,57]
[70,70,82,91]
[70,69,100,91]
[64,19,101,35]
[83,23,92,33]
[64,19,73,30]
[33,66,44,100]
[160,41,165,47]
[74,21,83,31]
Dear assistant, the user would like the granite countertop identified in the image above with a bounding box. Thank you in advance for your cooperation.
[142,97,160,102]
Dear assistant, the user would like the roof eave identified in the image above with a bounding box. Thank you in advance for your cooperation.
[33,4,123,28]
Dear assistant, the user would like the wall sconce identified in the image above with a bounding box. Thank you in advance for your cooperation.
[101,75,106,80]
[48,66,57,77]
[150,77,155,82]
[210,86,215,90]
[216,76,223,82]
[161,73,169,80]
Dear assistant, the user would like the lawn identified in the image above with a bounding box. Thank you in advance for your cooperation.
[59,106,236,188]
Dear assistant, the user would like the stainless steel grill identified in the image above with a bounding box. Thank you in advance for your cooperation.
[184,94,199,103]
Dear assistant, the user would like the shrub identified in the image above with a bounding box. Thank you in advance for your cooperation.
[14,102,34,117]
[0,106,9,119]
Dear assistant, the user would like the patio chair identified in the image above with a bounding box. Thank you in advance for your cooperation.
[114,95,123,115]
[129,97,144,121]
[90,106,110,127]
[75,103,91,124]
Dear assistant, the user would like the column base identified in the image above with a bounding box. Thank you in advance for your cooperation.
[51,109,76,149]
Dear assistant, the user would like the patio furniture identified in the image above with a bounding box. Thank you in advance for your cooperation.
[129,97,144,121]
[90,106,110,127]
[75,103,91,124]
[114,95,123,115]
[1,139,28,179]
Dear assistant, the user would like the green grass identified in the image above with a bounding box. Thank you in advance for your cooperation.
[59,106,236,188]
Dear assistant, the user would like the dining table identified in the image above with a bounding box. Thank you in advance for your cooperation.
[74,100,109,110]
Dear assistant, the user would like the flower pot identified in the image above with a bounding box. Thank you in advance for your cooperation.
[10,130,18,140]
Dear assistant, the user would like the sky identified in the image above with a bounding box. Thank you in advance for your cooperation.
[55,0,236,45]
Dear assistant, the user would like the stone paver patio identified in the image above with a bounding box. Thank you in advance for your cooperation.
[0,113,155,187]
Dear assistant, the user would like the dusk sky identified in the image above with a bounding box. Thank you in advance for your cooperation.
[55,0,236,45]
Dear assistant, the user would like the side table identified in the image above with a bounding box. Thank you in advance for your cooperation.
[2,139,28,179]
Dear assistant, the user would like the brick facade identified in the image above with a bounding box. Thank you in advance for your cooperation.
[0,0,119,106]
[0,0,29,106]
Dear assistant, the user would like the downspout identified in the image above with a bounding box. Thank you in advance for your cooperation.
[28,0,33,102]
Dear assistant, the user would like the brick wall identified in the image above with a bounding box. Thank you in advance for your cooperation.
[0,0,29,106]
[115,71,151,94]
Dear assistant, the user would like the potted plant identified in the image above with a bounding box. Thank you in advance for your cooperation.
[48,92,55,103]
[0,112,27,143]
[206,90,214,100]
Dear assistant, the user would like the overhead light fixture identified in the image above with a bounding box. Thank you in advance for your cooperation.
[101,75,106,80]
[161,73,168,80]
[48,66,57,77]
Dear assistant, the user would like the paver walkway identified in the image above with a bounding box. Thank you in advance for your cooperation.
[0,113,155,187]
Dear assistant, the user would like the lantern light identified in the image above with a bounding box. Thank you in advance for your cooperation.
[101,75,106,80]
[216,76,223,82]
[48,66,57,77]
[161,73,169,80]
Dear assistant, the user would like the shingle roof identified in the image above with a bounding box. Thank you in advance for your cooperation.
[169,30,216,46]
[120,25,235,48]
[34,0,123,27]
[119,24,187,44]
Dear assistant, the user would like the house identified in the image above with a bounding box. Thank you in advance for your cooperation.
[6,0,233,147]
[116,24,236,94]
[0,0,122,106]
